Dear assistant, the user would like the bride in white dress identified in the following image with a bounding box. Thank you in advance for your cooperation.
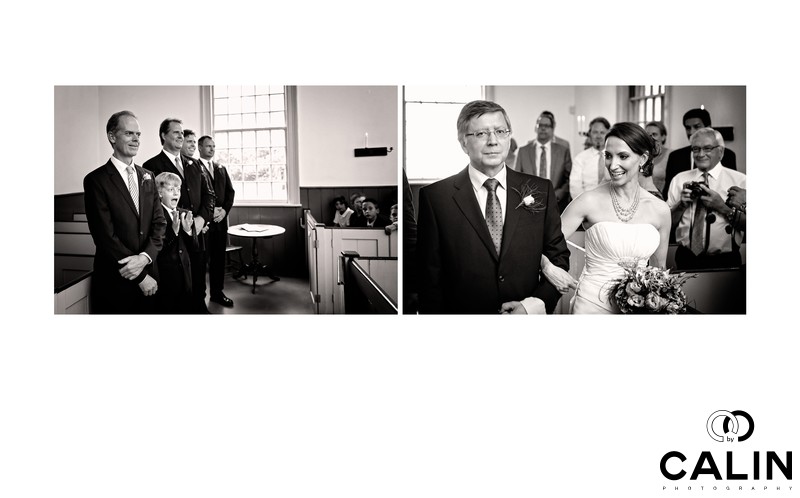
[542,122,672,314]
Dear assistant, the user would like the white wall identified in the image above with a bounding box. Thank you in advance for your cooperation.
[490,86,617,156]
[297,86,397,187]
[668,86,746,173]
[54,86,204,195]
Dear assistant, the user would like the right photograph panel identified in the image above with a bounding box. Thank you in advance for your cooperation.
[402,85,746,315]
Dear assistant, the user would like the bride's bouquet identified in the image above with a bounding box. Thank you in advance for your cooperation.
[609,261,695,314]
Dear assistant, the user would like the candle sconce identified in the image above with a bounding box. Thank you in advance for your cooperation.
[354,146,393,157]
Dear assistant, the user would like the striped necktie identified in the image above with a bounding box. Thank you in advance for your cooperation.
[538,143,547,178]
[175,155,184,176]
[126,165,139,214]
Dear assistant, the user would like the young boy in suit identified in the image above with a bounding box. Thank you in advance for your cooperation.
[154,172,198,313]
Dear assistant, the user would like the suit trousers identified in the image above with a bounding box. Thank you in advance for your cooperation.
[208,222,228,296]
[190,243,209,312]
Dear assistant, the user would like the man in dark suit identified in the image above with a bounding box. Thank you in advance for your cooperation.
[416,100,570,314]
[83,110,167,313]
[663,108,737,199]
[515,111,572,212]
[143,118,215,313]
[198,135,236,307]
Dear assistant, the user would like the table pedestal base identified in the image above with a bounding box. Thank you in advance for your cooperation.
[233,238,280,293]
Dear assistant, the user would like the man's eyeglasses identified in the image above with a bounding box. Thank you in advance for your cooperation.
[465,129,512,140]
[691,145,720,154]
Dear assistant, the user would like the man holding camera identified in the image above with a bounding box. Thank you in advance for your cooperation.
[667,128,747,270]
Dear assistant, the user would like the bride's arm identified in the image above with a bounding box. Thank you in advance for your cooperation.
[651,202,672,269]
[540,194,587,293]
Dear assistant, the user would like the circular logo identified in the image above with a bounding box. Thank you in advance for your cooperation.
[706,410,754,442]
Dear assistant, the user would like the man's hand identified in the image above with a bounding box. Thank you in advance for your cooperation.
[118,254,148,280]
[679,183,695,207]
[697,184,728,213]
[213,207,226,223]
[194,215,206,233]
[500,301,528,314]
[138,274,158,296]
[542,262,577,294]
[727,186,746,209]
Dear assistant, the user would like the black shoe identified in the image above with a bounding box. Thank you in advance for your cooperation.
[210,293,234,307]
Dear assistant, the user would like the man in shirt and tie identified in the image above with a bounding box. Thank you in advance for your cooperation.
[416,100,569,314]
[83,110,167,313]
[144,118,215,313]
[667,128,746,270]
[198,135,236,307]
[515,111,572,211]
[569,116,610,200]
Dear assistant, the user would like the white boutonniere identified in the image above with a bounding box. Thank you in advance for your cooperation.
[511,181,545,214]
[142,172,152,181]
[186,159,194,165]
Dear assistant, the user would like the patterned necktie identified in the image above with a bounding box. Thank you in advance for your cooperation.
[690,171,709,255]
[539,143,547,179]
[126,165,139,214]
[175,155,184,177]
[484,178,503,256]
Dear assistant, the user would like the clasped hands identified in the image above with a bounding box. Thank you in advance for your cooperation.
[117,254,158,296]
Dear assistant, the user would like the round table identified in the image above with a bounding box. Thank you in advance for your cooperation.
[227,224,286,294]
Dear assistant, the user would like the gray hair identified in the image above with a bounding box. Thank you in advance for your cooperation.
[690,127,725,148]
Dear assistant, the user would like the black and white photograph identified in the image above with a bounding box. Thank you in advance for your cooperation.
[404,86,746,315]
[4,2,799,497]
[54,85,399,314]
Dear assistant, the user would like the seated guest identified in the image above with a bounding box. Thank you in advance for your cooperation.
[663,108,737,199]
[644,121,670,195]
[332,195,354,227]
[154,172,198,313]
[569,117,610,200]
[385,203,398,234]
[349,192,366,226]
[351,198,389,228]
[667,128,746,270]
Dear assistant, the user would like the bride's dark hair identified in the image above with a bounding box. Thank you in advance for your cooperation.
[605,122,661,177]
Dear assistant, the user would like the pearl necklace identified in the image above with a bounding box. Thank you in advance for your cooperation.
[610,185,640,222]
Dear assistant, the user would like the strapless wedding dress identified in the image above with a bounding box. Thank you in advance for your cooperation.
[571,221,660,314]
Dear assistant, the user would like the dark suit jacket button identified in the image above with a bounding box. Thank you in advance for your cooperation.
[179,250,183,254]
[139,231,143,235]
[499,276,505,282]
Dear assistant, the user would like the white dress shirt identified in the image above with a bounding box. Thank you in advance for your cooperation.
[468,164,508,222]
[667,162,747,255]
[570,147,610,199]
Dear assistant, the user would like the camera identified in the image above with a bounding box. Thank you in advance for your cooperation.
[685,181,708,200]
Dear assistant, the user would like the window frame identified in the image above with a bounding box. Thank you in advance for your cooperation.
[627,85,669,129]
[202,85,300,206]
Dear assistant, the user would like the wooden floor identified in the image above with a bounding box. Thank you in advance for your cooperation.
[205,273,315,314]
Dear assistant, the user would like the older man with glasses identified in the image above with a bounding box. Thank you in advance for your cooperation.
[415,100,569,314]
[667,128,746,270]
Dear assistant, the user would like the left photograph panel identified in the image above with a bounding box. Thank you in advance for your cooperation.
[54,86,399,314]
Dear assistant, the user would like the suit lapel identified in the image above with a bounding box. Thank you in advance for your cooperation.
[105,160,139,218]
[500,169,525,261]
[451,167,499,261]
